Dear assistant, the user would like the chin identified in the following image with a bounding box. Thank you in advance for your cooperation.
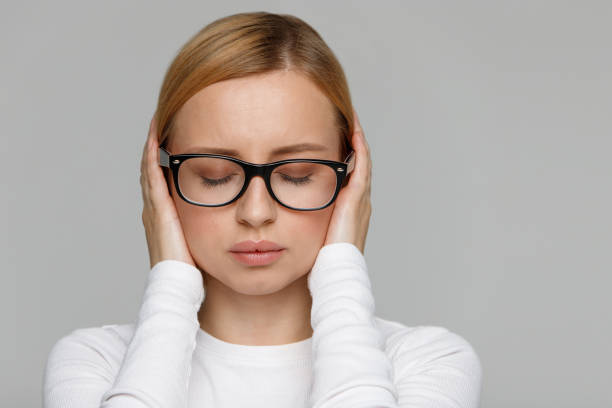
[227,275,296,296]
[214,264,306,296]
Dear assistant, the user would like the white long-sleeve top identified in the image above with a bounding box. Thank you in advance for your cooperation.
[43,242,482,407]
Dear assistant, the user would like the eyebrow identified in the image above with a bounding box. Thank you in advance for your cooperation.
[185,142,329,158]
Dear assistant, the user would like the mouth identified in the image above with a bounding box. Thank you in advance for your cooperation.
[229,239,285,252]
[229,248,285,266]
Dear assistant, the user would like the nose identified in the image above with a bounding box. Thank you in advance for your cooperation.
[234,174,277,227]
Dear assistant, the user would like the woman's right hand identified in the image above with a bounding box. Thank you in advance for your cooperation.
[140,113,196,269]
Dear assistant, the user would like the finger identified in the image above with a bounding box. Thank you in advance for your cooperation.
[352,107,370,155]
[145,120,172,203]
[141,138,151,177]
[141,115,157,175]
[140,140,152,205]
[141,116,162,206]
[146,126,161,186]
[350,109,371,185]
[353,109,372,179]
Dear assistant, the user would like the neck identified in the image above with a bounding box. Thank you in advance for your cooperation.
[197,272,313,346]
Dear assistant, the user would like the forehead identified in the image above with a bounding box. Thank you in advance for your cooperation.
[170,70,341,160]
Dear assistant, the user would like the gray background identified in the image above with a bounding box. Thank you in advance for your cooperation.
[2,1,610,407]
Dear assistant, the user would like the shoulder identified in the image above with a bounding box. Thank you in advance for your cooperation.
[374,316,482,404]
[48,323,136,357]
[375,316,480,360]
[43,324,137,405]
[44,323,136,382]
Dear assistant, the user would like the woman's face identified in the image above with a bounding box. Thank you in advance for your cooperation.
[166,70,343,296]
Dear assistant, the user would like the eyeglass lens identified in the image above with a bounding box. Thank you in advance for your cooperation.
[177,157,338,209]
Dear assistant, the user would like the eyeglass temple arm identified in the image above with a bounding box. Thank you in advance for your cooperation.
[159,147,170,168]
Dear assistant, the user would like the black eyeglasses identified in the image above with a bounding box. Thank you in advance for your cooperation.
[159,147,355,211]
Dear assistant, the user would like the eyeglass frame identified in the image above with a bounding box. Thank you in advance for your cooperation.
[158,147,356,211]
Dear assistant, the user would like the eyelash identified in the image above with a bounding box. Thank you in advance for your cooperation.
[200,173,313,187]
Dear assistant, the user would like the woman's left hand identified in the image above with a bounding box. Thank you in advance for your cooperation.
[323,108,372,254]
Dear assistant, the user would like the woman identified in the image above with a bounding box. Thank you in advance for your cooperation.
[43,11,482,407]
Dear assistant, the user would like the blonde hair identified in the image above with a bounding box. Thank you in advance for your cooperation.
[154,11,354,158]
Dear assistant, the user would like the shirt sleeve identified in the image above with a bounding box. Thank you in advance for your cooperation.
[391,325,483,408]
[43,260,205,408]
[307,242,482,408]
[307,242,399,408]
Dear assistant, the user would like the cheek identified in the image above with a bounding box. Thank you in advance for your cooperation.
[286,207,332,241]
[284,204,334,262]
[172,187,226,253]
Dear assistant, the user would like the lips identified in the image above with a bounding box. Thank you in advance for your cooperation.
[229,240,285,253]
[230,249,284,266]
